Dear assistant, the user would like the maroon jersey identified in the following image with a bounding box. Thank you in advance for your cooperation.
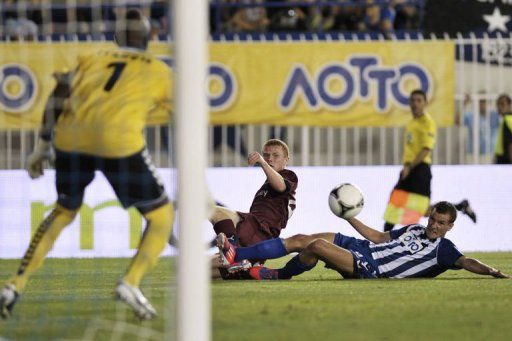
[248,169,298,238]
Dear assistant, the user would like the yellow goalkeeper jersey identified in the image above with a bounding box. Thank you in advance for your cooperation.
[402,112,436,165]
[54,47,172,157]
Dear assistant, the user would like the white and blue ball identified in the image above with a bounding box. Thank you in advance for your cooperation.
[328,183,364,219]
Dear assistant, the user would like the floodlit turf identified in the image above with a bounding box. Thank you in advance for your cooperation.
[0,253,511,340]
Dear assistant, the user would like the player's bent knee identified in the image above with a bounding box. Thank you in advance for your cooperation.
[305,239,329,254]
[209,206,226,223]
[209,206,239,225]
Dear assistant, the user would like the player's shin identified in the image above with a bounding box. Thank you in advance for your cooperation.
[9,204,77,292]
[277,253,317,279]
[123,202,174,287]
[235,238,288,262]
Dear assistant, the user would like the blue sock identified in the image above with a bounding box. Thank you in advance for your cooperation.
[277,254,316,279]
[234,238,287,262]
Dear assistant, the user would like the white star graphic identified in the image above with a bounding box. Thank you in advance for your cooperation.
[483,7,511,32]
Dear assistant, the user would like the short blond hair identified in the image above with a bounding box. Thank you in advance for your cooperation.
[263,139,290,158]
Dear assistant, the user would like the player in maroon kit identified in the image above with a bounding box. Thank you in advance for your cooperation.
[209,139,298,278]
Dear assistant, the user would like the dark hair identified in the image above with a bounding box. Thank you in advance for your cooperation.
[497,94,512,105]
[431,201,457,223]
[126,8,143,21]
[410,89,427,101]
[115,8,150,49]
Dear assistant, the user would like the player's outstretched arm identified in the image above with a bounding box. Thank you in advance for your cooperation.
[455,256,511,278]
[248,151,286,192]
[345,217,391,244]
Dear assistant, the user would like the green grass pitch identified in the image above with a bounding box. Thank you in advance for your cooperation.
[1,253,511,340]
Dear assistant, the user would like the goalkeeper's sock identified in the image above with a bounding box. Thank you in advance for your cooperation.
[234,238,287,262]
[10,205,77,292]
[123,202,174,287]
[277,254,317,279]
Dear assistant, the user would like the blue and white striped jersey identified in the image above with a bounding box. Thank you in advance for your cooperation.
[369,224,463,278]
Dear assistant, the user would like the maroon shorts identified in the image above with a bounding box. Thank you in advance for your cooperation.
[236,212,273,247]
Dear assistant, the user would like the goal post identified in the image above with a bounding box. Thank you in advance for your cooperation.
[173,0,210,340]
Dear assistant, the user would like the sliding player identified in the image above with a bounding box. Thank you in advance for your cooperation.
[210,139,297,278]
[218,202,509,280]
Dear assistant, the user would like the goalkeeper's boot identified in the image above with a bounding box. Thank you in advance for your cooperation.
[456,199,477,223]
[226,259,252,274]
[216,233,237,266]
[115,280,156,320]
[0,284,19,319]
[249,266,280,280]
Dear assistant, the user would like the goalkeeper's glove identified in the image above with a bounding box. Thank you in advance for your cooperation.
[26,139,54,179]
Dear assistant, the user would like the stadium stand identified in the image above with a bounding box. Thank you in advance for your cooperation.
[0,1,424,37]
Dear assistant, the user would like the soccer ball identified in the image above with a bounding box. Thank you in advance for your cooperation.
[328,183,364,219]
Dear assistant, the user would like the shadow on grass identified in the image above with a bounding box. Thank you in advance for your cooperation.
[213,276,506,284]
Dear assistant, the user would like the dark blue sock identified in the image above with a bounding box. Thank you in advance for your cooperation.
[234,238,287,262]
[277,254,317,279]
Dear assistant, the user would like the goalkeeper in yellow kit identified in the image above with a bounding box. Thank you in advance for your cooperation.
[0,9,173,320]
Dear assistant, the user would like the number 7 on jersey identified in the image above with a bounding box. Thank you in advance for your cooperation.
[104,62,126,91]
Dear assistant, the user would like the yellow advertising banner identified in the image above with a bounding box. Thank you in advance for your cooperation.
[0,41,454,130]
[209,41,454,127]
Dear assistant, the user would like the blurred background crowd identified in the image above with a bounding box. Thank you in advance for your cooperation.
[211,0,421,36]
[0,0,423,40]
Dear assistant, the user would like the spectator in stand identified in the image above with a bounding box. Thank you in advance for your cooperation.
[3,0,40,40]
[461,93,500,156]
[360,0,396,37]
[312,0,364,32]
[210,0,239,33]
[150,0,169,36]
[75,5,92,34]
[392,0,420,30]
[230,0,270,33]
[266,0,308,32]
[5,18,38,41]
